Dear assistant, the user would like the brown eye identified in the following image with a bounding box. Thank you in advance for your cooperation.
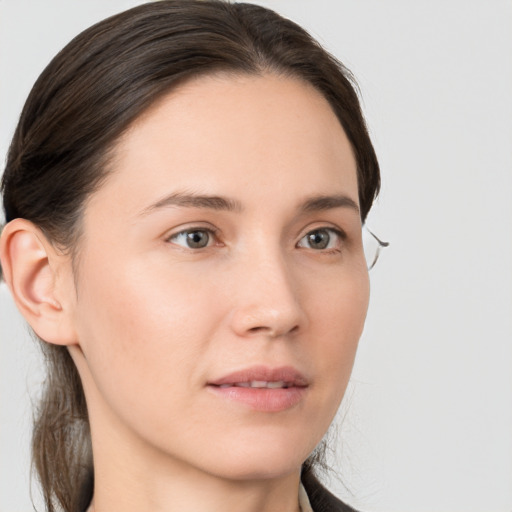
[169,229,213,249]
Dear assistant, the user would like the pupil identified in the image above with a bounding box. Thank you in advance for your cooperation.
[309,230,329,249]
[187,231,208,248]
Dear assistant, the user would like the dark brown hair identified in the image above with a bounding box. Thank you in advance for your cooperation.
[1,1,380,511]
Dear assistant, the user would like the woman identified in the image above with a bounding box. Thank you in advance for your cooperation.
[0,1,382,511]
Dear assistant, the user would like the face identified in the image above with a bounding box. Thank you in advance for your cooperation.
[69,73,369,481]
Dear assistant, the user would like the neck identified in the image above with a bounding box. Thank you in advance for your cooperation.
[90,477,302,512]
[89,451,302,512]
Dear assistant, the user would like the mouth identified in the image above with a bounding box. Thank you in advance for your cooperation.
[216,380,297,389]
[207,366,309,412]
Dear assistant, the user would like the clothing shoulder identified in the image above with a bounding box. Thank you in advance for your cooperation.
[302,469,359,512]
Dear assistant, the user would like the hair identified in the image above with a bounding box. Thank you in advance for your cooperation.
[1,1,380,511]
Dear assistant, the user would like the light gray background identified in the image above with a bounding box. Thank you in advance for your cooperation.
[1,1,511,511]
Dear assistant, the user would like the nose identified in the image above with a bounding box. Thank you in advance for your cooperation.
[228,249,307,339]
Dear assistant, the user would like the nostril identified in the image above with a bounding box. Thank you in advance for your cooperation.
[247,324,299,336]
[248,326,268,334]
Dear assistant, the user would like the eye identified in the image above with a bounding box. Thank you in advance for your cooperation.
[296,228,345,251]
[168,228,215,249]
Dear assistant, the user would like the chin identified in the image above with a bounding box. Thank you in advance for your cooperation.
[208,457,303,482]
[193,430,316,482]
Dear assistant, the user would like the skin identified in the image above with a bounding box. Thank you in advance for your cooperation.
[1,73,369,512]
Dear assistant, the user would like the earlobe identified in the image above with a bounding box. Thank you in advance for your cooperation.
[0,219,77,346]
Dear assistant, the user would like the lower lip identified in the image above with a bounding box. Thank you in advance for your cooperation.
[207,385,307,412]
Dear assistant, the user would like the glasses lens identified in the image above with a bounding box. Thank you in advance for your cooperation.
[363,226,389,270]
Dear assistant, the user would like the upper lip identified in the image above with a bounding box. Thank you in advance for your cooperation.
[208,365,309,387]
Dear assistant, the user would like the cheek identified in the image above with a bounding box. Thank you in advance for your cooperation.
[311,262,369,339]
[72,253,219,414]
[307,266,369,401]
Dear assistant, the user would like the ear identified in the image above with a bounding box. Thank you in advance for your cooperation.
[0,219,78,346]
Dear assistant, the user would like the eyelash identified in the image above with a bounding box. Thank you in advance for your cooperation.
[166,226,346,253]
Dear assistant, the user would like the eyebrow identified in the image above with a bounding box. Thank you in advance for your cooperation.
[139,192,243,216]
[299,194,360,215]
[139,191,359,216]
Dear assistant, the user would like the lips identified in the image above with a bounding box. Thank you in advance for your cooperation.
[207,365,309,412]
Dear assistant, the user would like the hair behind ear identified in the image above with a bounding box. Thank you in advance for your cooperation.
[32,342,93,512]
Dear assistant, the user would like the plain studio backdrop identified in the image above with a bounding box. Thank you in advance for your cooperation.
[1,1,511,511]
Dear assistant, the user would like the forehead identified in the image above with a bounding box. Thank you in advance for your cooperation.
[90,72,358,216]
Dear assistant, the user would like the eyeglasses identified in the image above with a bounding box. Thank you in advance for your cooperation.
[363,226,389,270]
